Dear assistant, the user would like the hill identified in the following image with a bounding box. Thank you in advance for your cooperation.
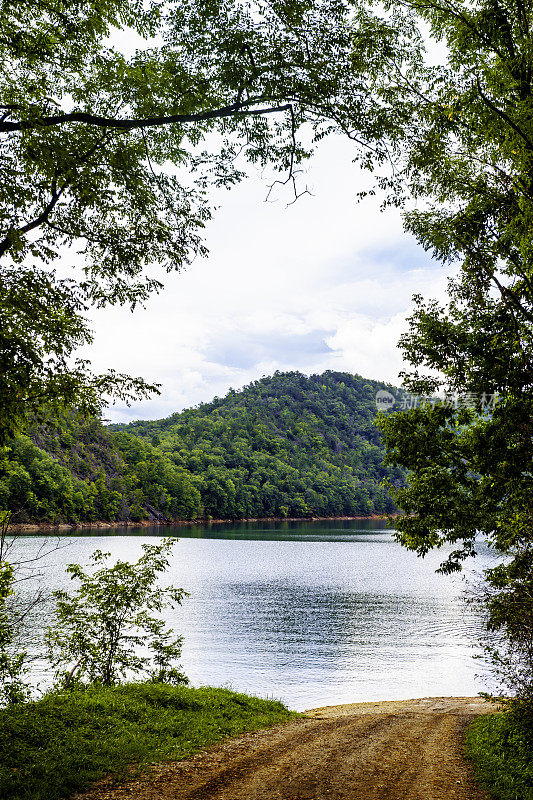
[1,371,404,523]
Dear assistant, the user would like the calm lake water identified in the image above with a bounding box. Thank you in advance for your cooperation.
[15,520,498,711]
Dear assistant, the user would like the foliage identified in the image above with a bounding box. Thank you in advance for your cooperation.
[466,710,533,800]
[46,539,188,687]
[468,559,533,707]
[0,682,295,800]
[5,0,531,535]
[0,410,202,523]
[373,0,533,568]
[4,0,532,469]
[377,289,533,573]
[372,0,533,737]
[117,370,405,520]
[0,0,422,440]
[0,266,158,446]
[0,511,56,706]
[0,554,29,706]
[1,371,404,522]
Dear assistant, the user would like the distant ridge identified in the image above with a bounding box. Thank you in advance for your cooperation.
[2,371,405,524]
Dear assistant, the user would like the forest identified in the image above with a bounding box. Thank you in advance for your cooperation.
[0,371,404,524]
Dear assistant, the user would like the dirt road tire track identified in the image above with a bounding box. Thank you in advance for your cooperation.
[75,697,497,800]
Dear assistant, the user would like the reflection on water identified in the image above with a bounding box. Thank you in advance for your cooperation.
[13,521,497,710]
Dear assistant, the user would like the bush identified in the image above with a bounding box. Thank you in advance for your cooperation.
[46,539,187,687]
[465,708,533,800]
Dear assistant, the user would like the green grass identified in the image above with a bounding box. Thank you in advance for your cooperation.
[0,682,296,800]
[465,712,533,800]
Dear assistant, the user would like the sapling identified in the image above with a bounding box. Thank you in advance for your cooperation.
[46,538,188,687]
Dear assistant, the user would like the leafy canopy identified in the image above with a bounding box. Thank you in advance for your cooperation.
[4,0,533,572]
[375,0,533,569]
[372,0,533,703]
[0,0,420,440]
[0,559,29,705]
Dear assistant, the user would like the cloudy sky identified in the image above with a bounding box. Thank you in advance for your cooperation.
[85,132,450,423]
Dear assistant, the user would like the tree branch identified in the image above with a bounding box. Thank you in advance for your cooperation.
[0,129,113,259]
[0,180,63,258]
[266,104,310,205]
[475,79,533,152]
[0,101,294,134]
[489,270,533,324]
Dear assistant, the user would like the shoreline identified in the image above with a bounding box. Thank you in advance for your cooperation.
[7,513,397,533]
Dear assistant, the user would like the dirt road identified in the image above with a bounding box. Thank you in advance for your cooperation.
[76,697,497,800]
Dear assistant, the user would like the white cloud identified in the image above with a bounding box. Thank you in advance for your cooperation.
[85,134,453,422]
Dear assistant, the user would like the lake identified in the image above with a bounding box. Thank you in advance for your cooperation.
[14,520,497,711]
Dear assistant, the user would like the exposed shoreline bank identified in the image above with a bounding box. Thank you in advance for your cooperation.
[7,513,397,534]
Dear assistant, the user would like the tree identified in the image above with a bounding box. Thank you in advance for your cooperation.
[378,283,533,702]
[0,511,68,704]
[0,0,421,440]
[46,538,188,687]
[0,559,28,705]
[471,558,533,708]
[5,0,530,437]
[0,266,159,445]
[371,0,533,708]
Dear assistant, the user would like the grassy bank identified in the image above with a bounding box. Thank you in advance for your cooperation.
[0,682,296,800]
[465,711,533,800]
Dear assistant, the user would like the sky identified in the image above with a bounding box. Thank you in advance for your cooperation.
[85,132,451,423]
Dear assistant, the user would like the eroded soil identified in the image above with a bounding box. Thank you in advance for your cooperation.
[75,696,498,800]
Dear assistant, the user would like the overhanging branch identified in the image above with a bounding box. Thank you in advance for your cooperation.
[475,79,533,152]
[0,101,294,134]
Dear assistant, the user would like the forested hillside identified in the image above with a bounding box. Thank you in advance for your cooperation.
[1,371,404,523]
